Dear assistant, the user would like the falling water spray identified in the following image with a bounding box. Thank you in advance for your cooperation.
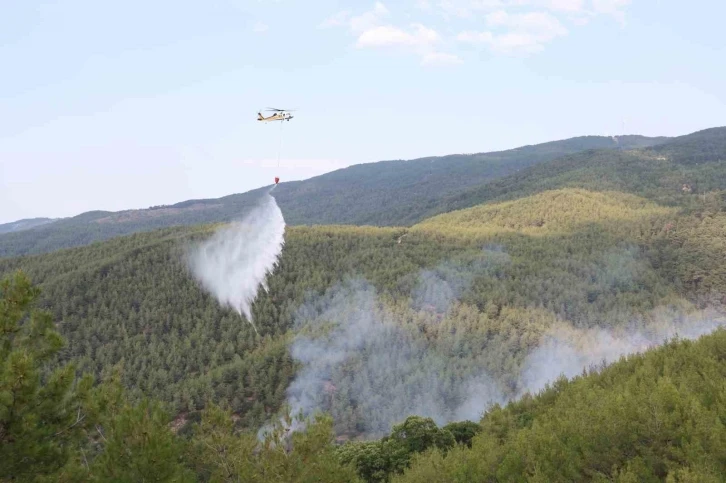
[187,188,285,334]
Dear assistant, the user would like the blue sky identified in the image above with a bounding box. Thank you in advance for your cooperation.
[1,0,724,223]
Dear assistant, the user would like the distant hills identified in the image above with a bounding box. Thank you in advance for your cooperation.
[0,194,265,258]
[2,127,724,259]
[0,217,58,235]
[433,126,726,215]
[0,133,671,258]
[271,134,670,226]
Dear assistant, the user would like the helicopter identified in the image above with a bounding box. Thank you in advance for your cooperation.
[257,108,296,185]
[257,107,295,122]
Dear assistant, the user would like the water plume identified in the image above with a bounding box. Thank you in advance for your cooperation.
[187,188,285,333]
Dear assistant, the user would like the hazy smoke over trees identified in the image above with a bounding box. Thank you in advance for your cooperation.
[285,245,726,439]
[286,278,508,437]
[520,306,726,396]
[186,190,285,333]
[411,244,510,313]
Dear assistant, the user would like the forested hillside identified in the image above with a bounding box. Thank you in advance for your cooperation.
[4,267,726,481]
[271,134,668,227]
[0,217,58,234]
[3,127,726,481]
[0,192,266,258]
[392,328,726,482]
[435,126,726,216]
[0,134,667,258]
[2,185,724,444]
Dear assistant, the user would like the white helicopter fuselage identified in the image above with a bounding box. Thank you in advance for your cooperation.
[258,112,293,122]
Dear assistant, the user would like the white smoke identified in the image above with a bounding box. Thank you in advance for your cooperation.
[519,307,726,397]
[285,278,509,437]
[411,245,510,314]
[283,275,726,438]
[272,237,726,439]
[186,189,285,333]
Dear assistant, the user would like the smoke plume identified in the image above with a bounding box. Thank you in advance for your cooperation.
[284,280,725,438]
[519,307,726,396]
[411,244,510,313]
[186,189,285,333]
[286,277,508,437]
[277,239,726,440]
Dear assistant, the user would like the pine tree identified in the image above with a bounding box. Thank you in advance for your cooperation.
[0,270,92,480]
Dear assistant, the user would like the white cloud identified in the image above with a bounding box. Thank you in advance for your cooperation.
[491,32,549,54]
[429,0,580,17]
[494,32,546,52]
[471,0,506,8]
[321,0,632,60]
[457,10,567,54]
[486,10,568,37]
[485,9,509,24]
[570,14,591,25]
[437,0,476,18]
[421,52,464,66]
[592,0,631,14]
[252,21,268,33]
[457,31,494,43]
[592,0,631,24]
[324,3,459,66]
[319,3,389,32]
[459,10,568,54]
[415,0,434,11]
[319,10,352,29]
[350,2,390,33]
[507,0,584,13]
[469,0,507,11]
[427,0,632,21]
[458,30,549,55]
[544,0,584,11]
[356,23,440,48]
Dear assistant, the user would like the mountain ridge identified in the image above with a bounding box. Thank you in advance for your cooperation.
[432,126,726,216]
[0,217,59,234]
[0,133,671,258]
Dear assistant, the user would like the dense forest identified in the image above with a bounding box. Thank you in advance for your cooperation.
[2,126,725,481]
[1,186,724,435]
[0,133,669,258]
[4,271,726,481]
[391,327,726,482]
